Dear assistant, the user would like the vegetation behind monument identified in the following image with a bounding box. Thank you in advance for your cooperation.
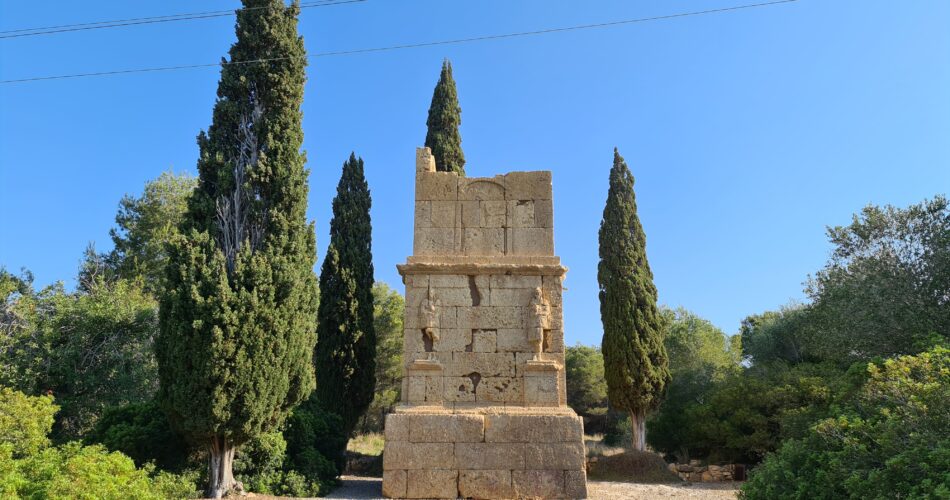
[424,60,466,176]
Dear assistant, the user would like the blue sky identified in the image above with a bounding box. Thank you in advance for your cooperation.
[1,0,947,346]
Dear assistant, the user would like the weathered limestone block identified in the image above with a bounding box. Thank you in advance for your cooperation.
[476,377,523,403]
[382,470,408,498]
[488,287,536,307]
[416,171,458,201]
[383,442,454,470]
[511,227,555,256]
[473,306,524,329]
[443,376,476,402]
[496,328,531,352]
[463,228,505,256]
[447,352,515,377]
[459,177,506,201]
[504,171,553,201]
[525,442,586,470]
[479,200,507,227]
[534,198,554,228]
[484,415,583,443]
[490,274,542,289]
[455,443,526,470]
[458,470,515,499]
[414,227,455,255]
[472,329,497,352]
[433,328,472,352]
[406,469,458,499]
[512,470,564,499]
[564,470,589,498]
[508,200,536,228]
[384,414,411,442]
[430,200,457,227]
[409,414,484,443]
[430,274,469,288]
[415,201,432,228]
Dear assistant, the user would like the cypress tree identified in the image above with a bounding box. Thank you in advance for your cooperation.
[598,148,670,451]
[424,59,465,175]
[313,153,376,449]
[155,1,317,497]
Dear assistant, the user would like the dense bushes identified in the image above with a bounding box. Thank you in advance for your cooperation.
[0,387,198,499]
[742,347,950,499]
[86,401,189,471]
[284,399,347,489]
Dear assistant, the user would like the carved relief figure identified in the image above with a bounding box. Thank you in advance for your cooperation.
[528,286,551,357]
[420,288,440,344]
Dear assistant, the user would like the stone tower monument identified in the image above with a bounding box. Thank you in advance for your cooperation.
[381,148,588,499]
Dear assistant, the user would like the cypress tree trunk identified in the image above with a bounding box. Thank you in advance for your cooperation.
[424,59,465,175]
[630,410,646,451]
[208,436,239,499]
[598,148,670,453]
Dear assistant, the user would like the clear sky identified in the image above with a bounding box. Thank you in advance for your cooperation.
[1,0,947,346]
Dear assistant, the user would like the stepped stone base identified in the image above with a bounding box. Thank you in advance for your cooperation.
[382,406,588,499]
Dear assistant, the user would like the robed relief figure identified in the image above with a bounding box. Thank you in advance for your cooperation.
[528,286,551,358]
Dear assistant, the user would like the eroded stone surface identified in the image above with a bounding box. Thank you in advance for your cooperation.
[382,148,587,498]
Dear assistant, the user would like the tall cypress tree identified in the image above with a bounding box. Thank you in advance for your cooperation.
[424,59,465,175]
[598,148,670,451]
[155,1,317,497]
[313,153,376,448]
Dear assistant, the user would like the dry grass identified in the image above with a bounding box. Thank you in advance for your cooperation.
[346,433,384,457]
[585,434,681,484]
[585,433,626,457]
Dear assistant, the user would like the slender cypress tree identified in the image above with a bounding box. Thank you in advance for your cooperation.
[598,148,670,451]
[424,59,465,175]
[313,153,376,448]
[155,1,317,497]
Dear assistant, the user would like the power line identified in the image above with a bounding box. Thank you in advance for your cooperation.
[0,0,365,39]
[0,0,798,85]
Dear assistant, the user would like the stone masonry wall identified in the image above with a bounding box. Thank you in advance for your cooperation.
[382,148,587,499]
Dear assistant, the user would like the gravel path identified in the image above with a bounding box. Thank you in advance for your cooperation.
[323,476,740,499]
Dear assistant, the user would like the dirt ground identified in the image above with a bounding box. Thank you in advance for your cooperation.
[318,475,740,499]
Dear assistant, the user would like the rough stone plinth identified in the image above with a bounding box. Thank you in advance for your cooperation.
[382,147,587,498]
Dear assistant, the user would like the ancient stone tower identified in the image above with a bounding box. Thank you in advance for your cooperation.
[381,148,588,499]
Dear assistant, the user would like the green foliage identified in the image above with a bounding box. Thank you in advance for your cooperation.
[0,387,199,499]
[156,0,318,472]
[86,401,189,471]
[739,306,815,365]
[598,148,670,448]
[0,387,57,457]
[742,347,950,499]
[424,59,465,175]
[284,400,345,487]
[314,153,376,445]
[0,277,159,441]
[565,344,608,417]
[357,282,404,434]
[108,171,197,292]
[234,431,285,480]
[803,196,950,362]
[647,308,740,461]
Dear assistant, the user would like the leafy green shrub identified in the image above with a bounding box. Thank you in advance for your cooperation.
[0,386,57,457]
[0,387,199,499]
[16,442,161,499]
[284,401,345,486]
[741,347,950,499]
[86,400,189,471]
